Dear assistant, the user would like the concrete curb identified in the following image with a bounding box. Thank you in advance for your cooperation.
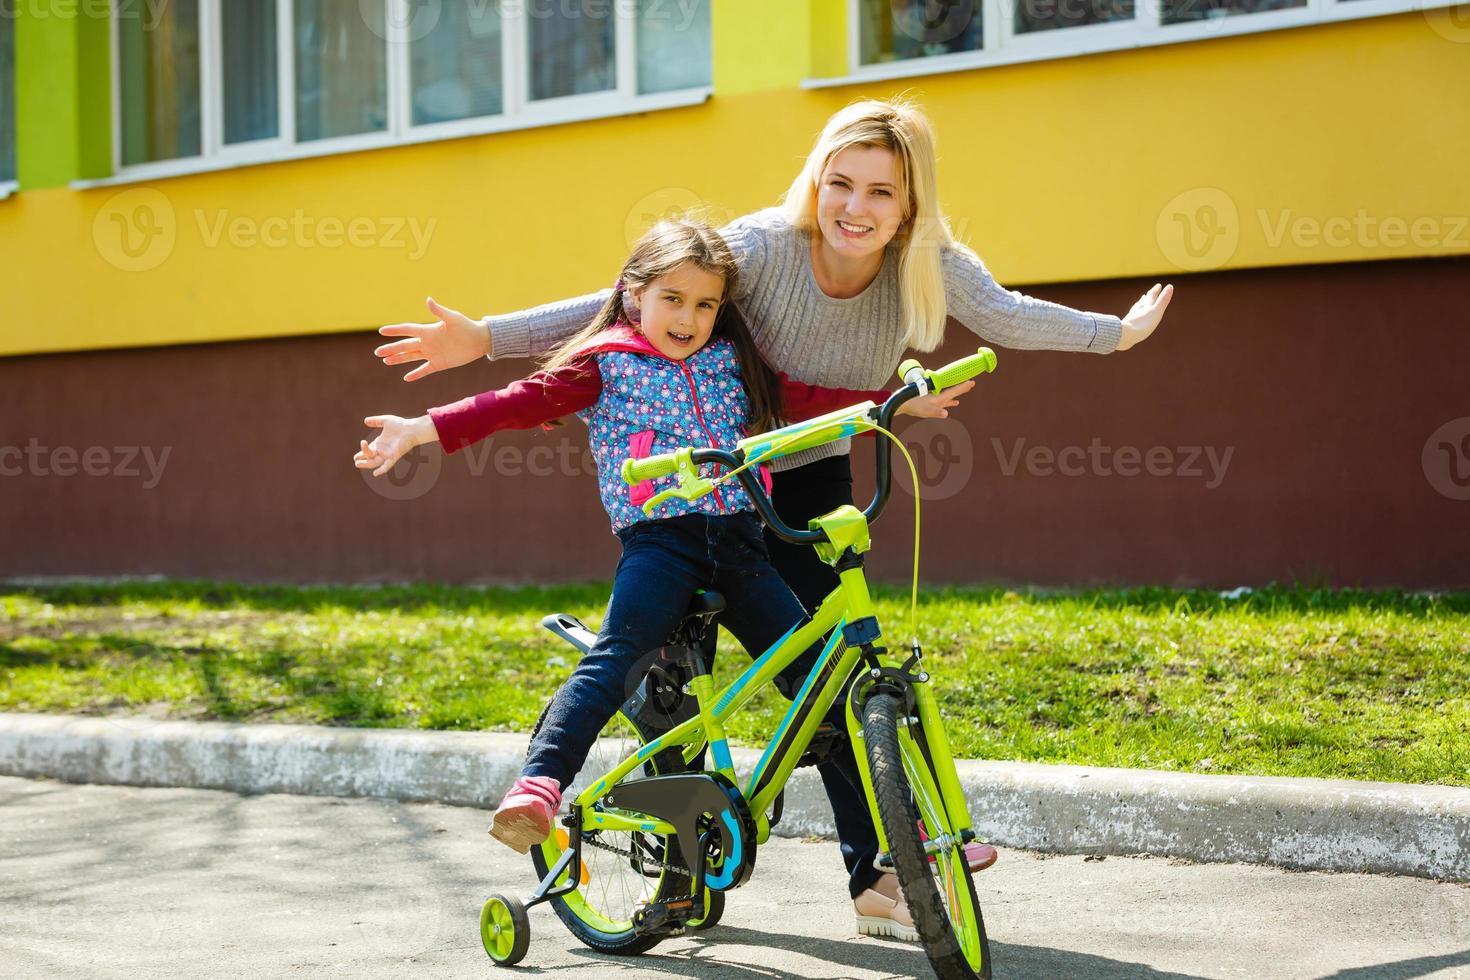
[2,711,1466,881]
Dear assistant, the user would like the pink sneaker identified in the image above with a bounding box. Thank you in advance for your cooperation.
[489,776,561,854]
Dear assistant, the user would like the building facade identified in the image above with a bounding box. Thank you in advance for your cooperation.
[2,0,1467,587]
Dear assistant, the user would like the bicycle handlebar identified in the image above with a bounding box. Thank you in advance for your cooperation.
[621,348,996,545]
[621,452,681,486]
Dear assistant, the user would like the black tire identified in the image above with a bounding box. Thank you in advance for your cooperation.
[862,692,991,980]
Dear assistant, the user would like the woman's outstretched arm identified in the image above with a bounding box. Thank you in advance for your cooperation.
[375,292,610,381]
[943,246,1172,353]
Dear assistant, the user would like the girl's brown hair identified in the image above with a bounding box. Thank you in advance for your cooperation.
[544,219,784,435]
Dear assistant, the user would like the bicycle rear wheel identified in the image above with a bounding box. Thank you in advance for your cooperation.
[526,706,696,955]
[862,691,991,980]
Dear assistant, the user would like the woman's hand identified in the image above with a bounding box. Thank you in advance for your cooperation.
[897,379,975,420]
[375,298,491,381]
[354,414,438,477]
[1117,282,1174,351]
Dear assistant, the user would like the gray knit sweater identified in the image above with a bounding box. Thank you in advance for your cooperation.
[484,207,1122,470]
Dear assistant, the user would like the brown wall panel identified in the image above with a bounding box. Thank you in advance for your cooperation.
[2,255,1467,589]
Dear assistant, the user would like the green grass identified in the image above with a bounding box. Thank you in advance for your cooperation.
[1,579,1466,786]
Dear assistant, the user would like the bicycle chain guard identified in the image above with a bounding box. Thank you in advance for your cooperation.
[603,771,757,893]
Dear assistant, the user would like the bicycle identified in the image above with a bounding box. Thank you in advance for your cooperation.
[481,347,1000,980]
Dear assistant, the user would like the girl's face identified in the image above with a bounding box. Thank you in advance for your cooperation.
[814,144,907,261]
[631,262,726,361]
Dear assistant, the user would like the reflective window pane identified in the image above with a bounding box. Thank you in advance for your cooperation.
[1161,0,1306,25]
[295,0,388,142]
[528,3,615,101]
[1015,0,1134,35]
[223,0,279,144]
[860,0,982,66]
[637,0,711,94]
[411,0,503,125]
[118,0,202,165]
[1,6,14,183]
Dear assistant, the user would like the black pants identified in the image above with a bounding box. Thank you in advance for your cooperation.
[763,453,884,899]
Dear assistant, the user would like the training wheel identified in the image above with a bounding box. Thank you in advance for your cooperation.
[687,888,725,931]
[481,893,530,967]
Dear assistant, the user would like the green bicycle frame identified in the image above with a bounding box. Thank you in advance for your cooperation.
[570,526,973,858]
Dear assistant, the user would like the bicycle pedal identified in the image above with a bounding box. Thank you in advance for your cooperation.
[631,896,696,936]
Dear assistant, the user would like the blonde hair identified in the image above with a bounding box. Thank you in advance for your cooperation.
[779,97,967,353]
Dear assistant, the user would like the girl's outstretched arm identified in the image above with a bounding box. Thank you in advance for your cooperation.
[375,293,609,381]
[354,359,602,479]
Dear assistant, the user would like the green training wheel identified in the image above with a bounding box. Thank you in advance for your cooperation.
[481,893,531,967]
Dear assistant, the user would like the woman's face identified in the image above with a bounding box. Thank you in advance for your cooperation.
[630,261,725,361]
[814,144,907,262]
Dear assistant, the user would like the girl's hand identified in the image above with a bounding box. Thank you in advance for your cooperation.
[374,298,491,381]
[897,379,975,420]
[1117,282,1174,351]
[354,415,438,477]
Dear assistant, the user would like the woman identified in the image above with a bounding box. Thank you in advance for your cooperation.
[374,98,1173,941]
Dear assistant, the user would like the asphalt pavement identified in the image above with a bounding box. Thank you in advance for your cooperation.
[2,775,1467,980]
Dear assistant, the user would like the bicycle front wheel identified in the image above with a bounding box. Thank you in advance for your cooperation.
[862,691,991,980]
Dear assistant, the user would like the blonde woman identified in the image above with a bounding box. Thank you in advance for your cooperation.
[374,98,1173,940]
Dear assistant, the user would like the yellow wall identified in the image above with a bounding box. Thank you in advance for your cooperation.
[2,9,1467,357]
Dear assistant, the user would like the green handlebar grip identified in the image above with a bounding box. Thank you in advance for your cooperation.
[929,347,997,392]
[622,452,679,486]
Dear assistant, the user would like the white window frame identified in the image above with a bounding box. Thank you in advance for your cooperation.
[824,0,1467,88]
[91,0,711,187]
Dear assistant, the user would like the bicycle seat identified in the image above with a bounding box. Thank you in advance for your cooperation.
[684,589,725,619]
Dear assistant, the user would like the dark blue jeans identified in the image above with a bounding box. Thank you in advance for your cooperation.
[522,510,883,898]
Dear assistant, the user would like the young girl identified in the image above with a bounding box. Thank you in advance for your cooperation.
[354,219,964,883]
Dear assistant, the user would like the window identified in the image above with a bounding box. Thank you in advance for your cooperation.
[1,1,14,185]
[1160,0,1306,26]
[222,0,279,144]
[1015,0,1136,35]
[294,0,388,141]
[638,0,713,94]
[411,0,503,125]
[860,0,983,66]
[113,0,713,174]
[851,0,1455,73]
[529,3,615,101]
[118,0,202,166]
